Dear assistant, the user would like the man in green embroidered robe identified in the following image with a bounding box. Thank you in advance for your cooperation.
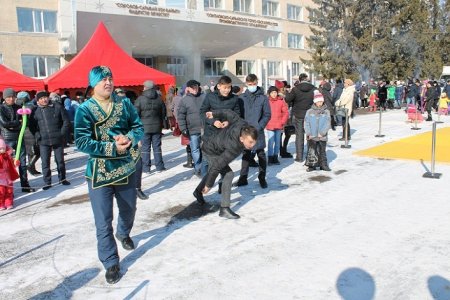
[74,66,144,284]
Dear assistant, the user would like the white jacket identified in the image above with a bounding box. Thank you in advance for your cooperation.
[335,85,356,117]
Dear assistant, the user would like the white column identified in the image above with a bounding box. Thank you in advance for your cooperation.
[282,60,288,81]
[287,60,292,84]
[255,58,262,81]
[262,59,268,92]
[192,52,202,81]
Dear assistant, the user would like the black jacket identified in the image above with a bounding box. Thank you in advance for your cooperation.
[200,90,240,139]
[285,81,315,119]
[134,89,166,134]
[177,92,205,135]
[407,83,419,98]
[30,102,69,146]
[319,82,335,116]
[332,82,344,104]
[0,103,22,141]
[378,85,388,101]
[202,110,247,187]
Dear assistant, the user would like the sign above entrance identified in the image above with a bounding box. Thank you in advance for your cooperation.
[206,13,278,29]
[116,3,180,17]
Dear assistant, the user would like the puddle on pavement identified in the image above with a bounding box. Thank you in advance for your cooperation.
[47,194,89,208]
[334,170,348,175]
[309,175,332,183]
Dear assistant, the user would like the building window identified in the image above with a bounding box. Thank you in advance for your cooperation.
[204,0,222,9]
[21,55,59,78]
[262,0,279,17]
[134,56,154,68]
[288,33,304,49]
[267,61,281,77]
[17,8,57,33]
[166,0,185,8]
[291,62,302,82]
[236,60,254,76]
[263,33,280,47]
[167,57,186,76]
[233,0,252,13]
[287,4,302,21]
[204,59,225,76]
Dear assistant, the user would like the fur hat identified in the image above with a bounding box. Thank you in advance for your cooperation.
[313,90,324,103]
[2,88,15,98]
[36,91,49,101]
[143,80,154,89]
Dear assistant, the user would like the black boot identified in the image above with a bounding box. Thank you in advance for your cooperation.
[193,189,205,205]
[280,146,293,158]
[115,234,135,250]
[267,156,274,166]
[258,173,268,188]
[306,167,315,172]
[22,185,36,193]
[273,155,280,165]
[426,113,432,121]
[218,182,222,194]
[27,155,41,175]
[248,157,259,167]
[318,141,331,171]
[105,264,121,284]
[183,146,194,168]
[219,207,240,219]
[234,175,248,187]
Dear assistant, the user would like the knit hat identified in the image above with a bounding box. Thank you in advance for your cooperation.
[2,88,15,98]
[267,86,279,95]
[143,80,154,89]
[313,90,324,103]
[88,66,113,88]
[0,138,6,153]
[36,91,49,101]
[275,80,284,89]
[186,80,200,88]
[17,91,30,101]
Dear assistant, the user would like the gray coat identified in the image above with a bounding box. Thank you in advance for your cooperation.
[177,93,205,135]
[238,87,271,150]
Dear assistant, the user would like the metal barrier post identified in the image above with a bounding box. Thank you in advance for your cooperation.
[423,122,442,179]
[375,106,385,137]
[341,109,351,149]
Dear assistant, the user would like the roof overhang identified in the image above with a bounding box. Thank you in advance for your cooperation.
[76,4,281,57]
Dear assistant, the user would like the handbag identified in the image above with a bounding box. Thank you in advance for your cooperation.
[335,106,347,117]
[306,140,319,166]
[173,123,181,137]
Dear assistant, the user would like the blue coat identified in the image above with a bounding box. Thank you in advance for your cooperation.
[238,87,271,150]
[304,104,331,141]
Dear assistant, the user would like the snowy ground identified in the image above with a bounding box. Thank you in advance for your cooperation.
[1,109,450,300]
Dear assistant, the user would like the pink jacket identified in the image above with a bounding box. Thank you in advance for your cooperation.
[266,97,289,130]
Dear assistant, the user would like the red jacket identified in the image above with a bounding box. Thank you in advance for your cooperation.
[266,97,289,130]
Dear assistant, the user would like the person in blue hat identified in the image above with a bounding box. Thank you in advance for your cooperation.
[74,66,144,284]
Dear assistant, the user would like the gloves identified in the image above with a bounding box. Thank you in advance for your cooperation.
[181,129,189,137]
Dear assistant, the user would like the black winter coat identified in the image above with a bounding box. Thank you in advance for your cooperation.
[319,82,335,116]
[30,102,69,146]
[332,83,344,103]
[134,89,166,134]
[238,87,271,150]
[200,90,240,139]
[0,103,22,141]
[378,86,388,101]
[285,81,315,119]
[202,110,247,188]
[177,92,205,135]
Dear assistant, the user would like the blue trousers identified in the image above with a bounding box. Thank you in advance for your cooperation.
[189,134,202,173]
[5,139,29,187]
[267,129,282,156]
[141,133,164,172]
[87,172,137,269]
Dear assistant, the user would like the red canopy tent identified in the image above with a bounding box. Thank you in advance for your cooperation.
[0,64,45,91]
[44,22,175,92]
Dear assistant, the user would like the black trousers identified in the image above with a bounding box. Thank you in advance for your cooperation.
[40,143,66,185]
[239,149,267,177]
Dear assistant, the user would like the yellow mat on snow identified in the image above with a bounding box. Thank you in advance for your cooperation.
[355,127,450,163]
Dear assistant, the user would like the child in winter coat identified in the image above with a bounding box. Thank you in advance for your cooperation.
[304,90,331,172]
[368,91,377,112]
[438,92,450,116]
[0,137,20,210]
[265,86,289,165]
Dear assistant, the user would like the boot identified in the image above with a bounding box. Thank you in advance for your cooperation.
[248,157,259,167]
[273,155,280,165]
[219,207,240,219]
[280,146,293,158]
[258,173,268,189]
[136,188,149,200]
[183,146,194,168]
[105,264,121,284]
[234,175,248,187]
[319,141,331,171]
[426,113,432,121]
[218,182,222,194]
[27,155,42,175]
[193,189,205,205]
[306,167,315,172]
[267,156,274,166]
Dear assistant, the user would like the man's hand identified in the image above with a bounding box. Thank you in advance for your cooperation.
[213,120,223,128]
[221,121,229,128]
[205,111,213,119]
[114,135,131,153]
[202,186,210,194]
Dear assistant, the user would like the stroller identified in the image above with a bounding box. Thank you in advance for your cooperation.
[407,104,423,122]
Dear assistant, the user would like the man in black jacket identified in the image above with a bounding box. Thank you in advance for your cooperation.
[177,79,205,177]
[193,110,257,219]
[134,80,167,173]
[285,73,315,162]
[0,88,35,192]
[30,91,70,190]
